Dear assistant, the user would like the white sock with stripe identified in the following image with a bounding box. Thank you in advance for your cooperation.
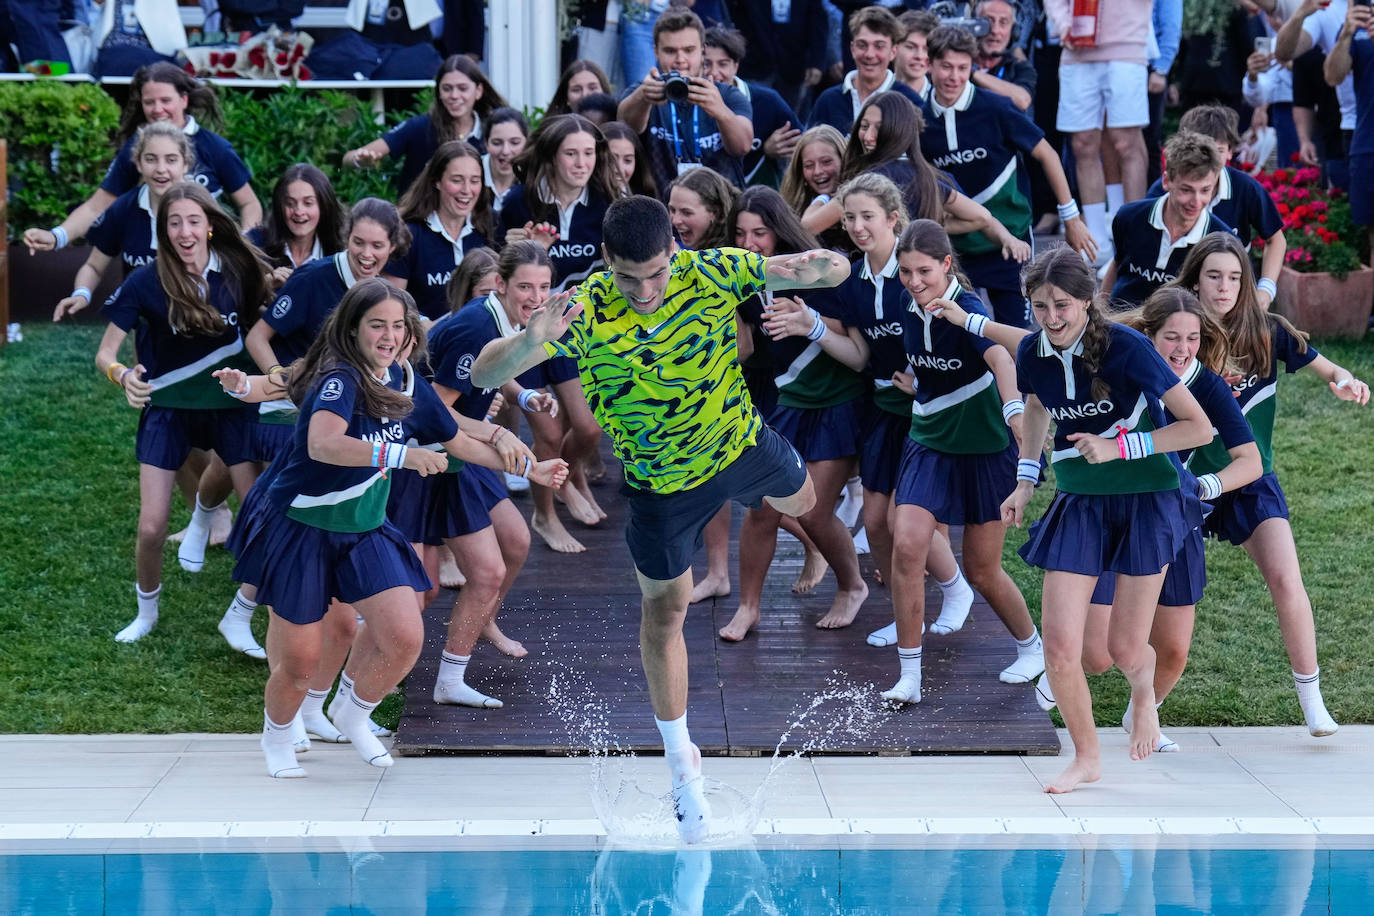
[218,588,266,659]
[929,572,974,635]
[1293,669,1338,736]
[882,647,922,704]
[434,651,504,708]
[1000,629,1045,684]
[329,683,394,767]
[116,585,160,643]
[261,710,306,778]
[178,495,215,572]
[301,688,346,742]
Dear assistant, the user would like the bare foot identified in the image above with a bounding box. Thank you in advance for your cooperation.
[166,526,188,545]
[439,549,466,589]
[719,604,759,641]
[576,479,608,521]
[690,574,730,604]
[791,547,828,594]
[556,483,602,526]
[1129,696,1160,762]
[482,620,528,658]
[1044,757,1102,794]
[584,456,608,485]
[873,567,884,586]
[815,581,870,629]
[209,504,233,547]
[532,512,586,553]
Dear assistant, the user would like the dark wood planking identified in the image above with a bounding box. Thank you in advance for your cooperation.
[394,447,1060,757]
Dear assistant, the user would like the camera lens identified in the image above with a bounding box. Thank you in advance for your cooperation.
[663,72,691,104]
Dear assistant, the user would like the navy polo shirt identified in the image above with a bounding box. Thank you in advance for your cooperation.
[809,70,925,135]
[427,295,511,421]
[734,78,799,188]
[383,113,487,194]
[1177,359,1255,468]
[630,81,753,193]
[101,117,252,199]
[737,287,866,409]
[1146,166,1282,247]
[828,247,910,414]
[87,185,157,272]
[385,213,489,320]
[263,252,356,365]
[499,185,611,292]
[1109,195,1232,307]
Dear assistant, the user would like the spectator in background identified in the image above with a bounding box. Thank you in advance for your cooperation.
[809,5,924,134]
[1242,2,1299,170]
[547,59,614,117]
[92,0,187,77]
[617,7,754,194]
[730,0,829,111]
[972,0,1036,112]
[602,120,660,198]
[304,0,444,81]
[621,0,671,85]
[894,9,938,101]
[0,0,72,71]
[1322,1,1372,261]
[1045,0,1152,266]
[1146,0,1182,185]
[574,92,619,126]
[1276,0,1357,189]
[702,26,802,189]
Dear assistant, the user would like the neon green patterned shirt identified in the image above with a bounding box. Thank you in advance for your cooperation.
[546,248,767,494]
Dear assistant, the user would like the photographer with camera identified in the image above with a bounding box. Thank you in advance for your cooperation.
[616,7,755,197]
[971,0,1037,112]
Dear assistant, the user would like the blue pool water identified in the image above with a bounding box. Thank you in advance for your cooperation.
[5,840,1373,914]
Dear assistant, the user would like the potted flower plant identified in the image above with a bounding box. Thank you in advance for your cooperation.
[1253,165,1371,339]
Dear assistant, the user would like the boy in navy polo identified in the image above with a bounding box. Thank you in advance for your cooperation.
[1104,131,1231,307]
[919,26,1096,327]
[702,27,802,189]
[809,5,924,134]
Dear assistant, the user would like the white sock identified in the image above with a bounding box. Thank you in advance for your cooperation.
[656,714,710,844]
[836,476,863,529]
[867,621,898,647]
[1293,669,1338,737]
[434,651,504,708]
[852,526,870,555]
[262,710,306,778]
[881,647,922,704]
[1105,183,1124,214]
[178,495,215,572]
[329,684,394,767]
[290,710,310,753]
[1034,672,1057,711]
[327,671,355,722]
[301,688,347,742]
[1000,629,1045,684]
[1083,200,1110,251]
[218,588,266,659]
[116,585,160,643]
[1122,698,1178,752]
[929,572,974,635]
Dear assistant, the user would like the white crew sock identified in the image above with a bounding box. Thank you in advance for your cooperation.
[261,710,306,778]
[289,710,310,753]
[1123,698,1178,752]
[836,476,863,529]
[1083,200,1110,250]
[301,688,346,742]
[1293,669,1338,737]
[327,671,355,721]
[881,647,922,704]
[178,495,215,572]
[1000,629,1046,684]
[655,714,710,844]
[218,588,266,659]
[329,683,394,767]
[1105,183,1125,214]
[929,571,974,634]
[116,585,160,643]
[434,651,504,708]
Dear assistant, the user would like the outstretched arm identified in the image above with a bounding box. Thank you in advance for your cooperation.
[1304,354,1371,405]
[764,249,851,292]
[470,289,580,388]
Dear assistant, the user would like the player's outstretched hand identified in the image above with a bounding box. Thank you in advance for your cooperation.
[526,289,581,345]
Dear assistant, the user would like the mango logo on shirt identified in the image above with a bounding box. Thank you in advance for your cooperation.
[932,148,989,168]
[549,243,598,259]
[1048,399,1116,421]
[909,354,963,371]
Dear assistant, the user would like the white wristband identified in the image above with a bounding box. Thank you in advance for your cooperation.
[384,443,409,470]
[1256,277,1277,301]
[51,226,69,249]
[1002,399,1025,423]
[71,286,92,303]
[225,376,252,399]
[1056,200,1080,222]
[965,314,988,337]
[806,307,826,341]
[520,455,532,479]
[1197,472,1223,502]
[518,388,535,410]
[1016,458,1041,484]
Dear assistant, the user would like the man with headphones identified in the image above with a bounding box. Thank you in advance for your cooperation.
[971,0,1037,113]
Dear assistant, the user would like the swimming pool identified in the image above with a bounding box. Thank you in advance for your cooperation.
[6,834,1371,914]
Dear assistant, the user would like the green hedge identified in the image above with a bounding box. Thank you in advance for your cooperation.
[0,81,120,240]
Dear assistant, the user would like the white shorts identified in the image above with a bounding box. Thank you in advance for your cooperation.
[1056,60,1149,132]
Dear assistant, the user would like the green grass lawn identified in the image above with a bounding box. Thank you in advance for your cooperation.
[1,324,1371,733]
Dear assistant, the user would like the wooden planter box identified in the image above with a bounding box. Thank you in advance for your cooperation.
[1273,264,1373,340]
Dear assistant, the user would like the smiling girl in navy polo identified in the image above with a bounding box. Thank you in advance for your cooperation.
[95,183,271,646]
[386,142,494,320]
[54,123,191,321]
[1004,247,1212,795]
[1169,232,1370,738]
[246,163,345,279]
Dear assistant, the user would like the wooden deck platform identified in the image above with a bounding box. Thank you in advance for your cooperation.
[393,457,1060,758]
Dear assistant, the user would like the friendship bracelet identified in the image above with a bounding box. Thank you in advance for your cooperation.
[1002,399,1025,423]
[118,367,133,387]
[1016,458,1041,484]
[51,226,69,249]
[1117,431,1155,460]
[1256,278,1278,301]
[518,389,536,410]
[488,425,505,444]
[105,362,126,384]
[965,313,988,337]
[371,441,382,469]
[71,286,92,304]
[225,376,252,399]
[1197,473,1223,501]
[806,307,826,341]
[1056,200,1081,223]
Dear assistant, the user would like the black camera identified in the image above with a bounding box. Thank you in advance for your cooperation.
[660,70,693,103]
[928,1,991,38]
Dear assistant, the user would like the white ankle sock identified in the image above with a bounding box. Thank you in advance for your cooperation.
[289,710,310,752]
[1293,669,1338,736]
[836,476,863,529]
[116,585,161,643]
[218,588,266,659]
[1083,201,1110,250]
[330,686,394,767]
[881,647,922,704]
[1000,629,1045,684]
[262,711,306,778]
[301,688,346,742]
[178,496,215,572]
[655,714,710,843]
[1034,672,1057,711]
[327,671,355,722]
[1105,183,1124,214]
[434,651,504,707]
[929,572,974,634]
[867,621,898,647]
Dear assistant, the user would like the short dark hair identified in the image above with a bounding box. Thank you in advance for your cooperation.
[1179,104,1242,151]
[926,25,978,61]
[848,6,903,44]
[653,8,704,47]
[897,9,940,39]
[603,195,674,263]
[703,26,747,63]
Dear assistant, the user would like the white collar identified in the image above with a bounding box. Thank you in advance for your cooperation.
[860,244,899,282]
[1148,193,1212,261]
[288,236,323,268]
[537,179,590,210]
[467,110,482,142]
[930,80,975,118]
[842,68,896,98]
[484,291,521,337]
[137,185,159,251]
[1037,322,1087,400]
[181,115,200,137]
[205,250,222,275]
[427,209,473,245]
[731,76,751,100]
[335,250,359,288]
[1180,357,1202,387]
[1214,167,1233,204]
